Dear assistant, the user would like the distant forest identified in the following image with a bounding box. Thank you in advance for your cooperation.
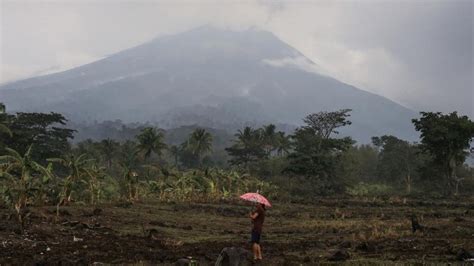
[1,102,473,215]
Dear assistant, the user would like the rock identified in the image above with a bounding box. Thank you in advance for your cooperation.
[456,248,474,261]
[147,228,160,239]
[328,249,350,261]
[175,257,198,265]
[215,247,253,266]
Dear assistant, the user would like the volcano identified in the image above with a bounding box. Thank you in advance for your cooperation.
[0,26,417,142]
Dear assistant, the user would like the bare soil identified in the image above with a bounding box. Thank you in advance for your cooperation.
[0,197,473,265]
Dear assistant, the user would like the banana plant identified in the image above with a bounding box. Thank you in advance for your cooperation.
[119,150,141,202]
[0,146,50,232]
[85,164,107,205]
[33,162,59,205]
[48,154,94,205]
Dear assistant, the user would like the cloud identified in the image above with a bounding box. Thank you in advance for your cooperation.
[261,55,329,75]
[0,0,472,116]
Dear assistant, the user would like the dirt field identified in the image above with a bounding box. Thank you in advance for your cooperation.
[1,197,473,265]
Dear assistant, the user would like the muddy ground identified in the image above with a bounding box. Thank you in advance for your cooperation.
[0,197,473,265]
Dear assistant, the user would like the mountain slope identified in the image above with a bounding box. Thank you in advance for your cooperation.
[0,26,418,142]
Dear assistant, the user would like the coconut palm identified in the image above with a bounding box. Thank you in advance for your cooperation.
[169,145,180,167]
[186,128,213,167]
[226,127,266,167]
[236,126,256,146]
[275,131,292,156]
[98,138,118,169]
[0,145,49,232]
[136,127,167,162]
[262,124,277,155]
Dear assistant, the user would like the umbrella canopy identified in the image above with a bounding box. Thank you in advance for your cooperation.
[239,192,272,207]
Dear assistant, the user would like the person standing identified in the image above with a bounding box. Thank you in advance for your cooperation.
[249,203,265,261]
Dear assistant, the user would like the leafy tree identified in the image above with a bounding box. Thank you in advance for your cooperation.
[136,127,167,162]
[338,144,378,184]
[1,112,75,162]
[371,135,421,194]
[185,128,213,167]
[303,109,352,139]
[412,112,474,195]
[286,110,354,194]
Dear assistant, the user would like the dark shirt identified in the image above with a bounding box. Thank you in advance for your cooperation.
[252,205,265,233]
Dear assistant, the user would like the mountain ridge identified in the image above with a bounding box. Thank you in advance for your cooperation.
[0,26,418,143]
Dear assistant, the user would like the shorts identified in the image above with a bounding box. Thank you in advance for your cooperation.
[250,230,261,244]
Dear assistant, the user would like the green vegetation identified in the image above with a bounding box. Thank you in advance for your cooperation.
[413,112,474,195]
[0,102,473,264]
[0,102,473,231]
[0,103,12,137]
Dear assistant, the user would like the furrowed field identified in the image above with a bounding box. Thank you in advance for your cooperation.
[1,197,473,264]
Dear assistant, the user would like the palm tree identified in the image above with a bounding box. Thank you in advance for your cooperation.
[98,138,118,169]
[262,124,277,156]
[226,127,266,169]
[48,154,93,205]
[275,131,292,156]
[236,126,256,147]
[169,145,180,168]
[136,127,167,162]
[187,128,213,167]
[0,102,12,137]
[0,145,49,231]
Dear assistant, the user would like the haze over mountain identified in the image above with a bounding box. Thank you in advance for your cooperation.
[0,26,418,143]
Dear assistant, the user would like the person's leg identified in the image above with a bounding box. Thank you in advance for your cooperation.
[251,230,258,260]
[257,244,262,260]
[252,243,259,260]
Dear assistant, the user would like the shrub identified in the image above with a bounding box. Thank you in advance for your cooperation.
[346,182,394,197]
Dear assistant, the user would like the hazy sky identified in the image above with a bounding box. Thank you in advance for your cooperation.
[1,0,473,117]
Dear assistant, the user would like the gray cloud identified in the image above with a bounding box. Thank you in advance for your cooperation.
[1,0,472,117]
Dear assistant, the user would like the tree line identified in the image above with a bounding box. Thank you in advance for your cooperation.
[1,102,473,230]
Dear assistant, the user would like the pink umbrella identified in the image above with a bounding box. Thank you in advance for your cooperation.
[239,192,272,207]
